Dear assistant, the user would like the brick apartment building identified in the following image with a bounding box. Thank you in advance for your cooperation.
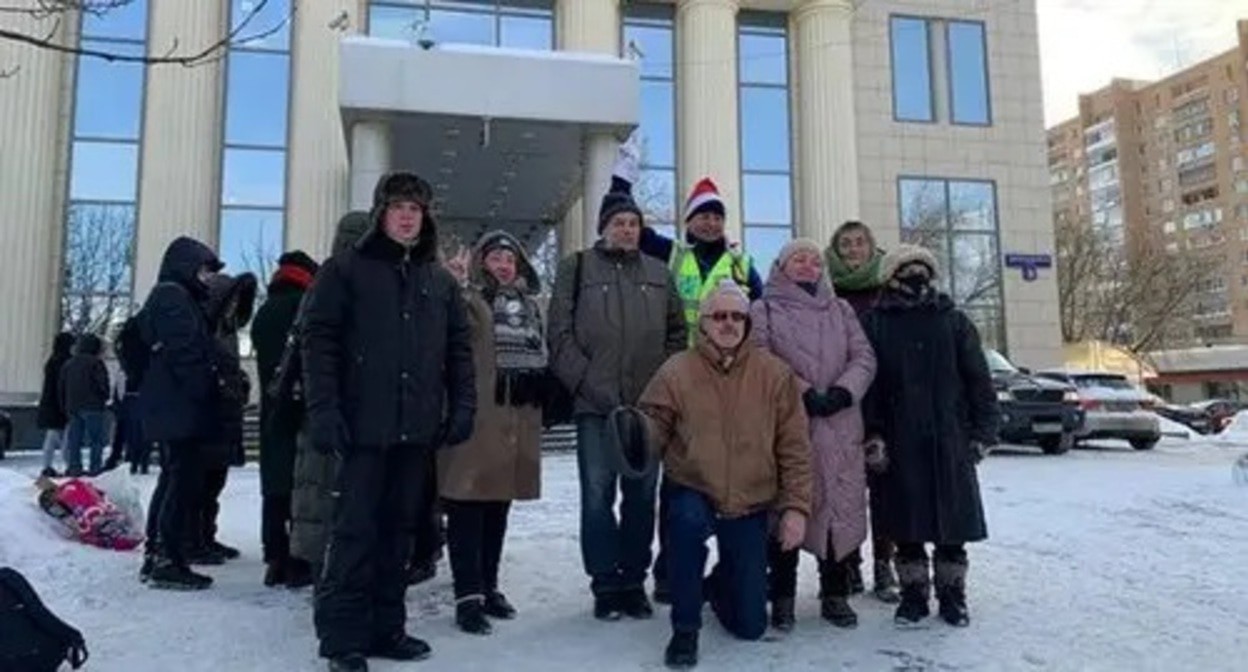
[1048,19,1248,345]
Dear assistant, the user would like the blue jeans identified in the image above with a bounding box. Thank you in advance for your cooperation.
[666,483,768,640]
[64,411,108,474]
[576,415,659,596]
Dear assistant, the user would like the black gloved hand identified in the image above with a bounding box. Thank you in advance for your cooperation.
[802,388,833,418]
[824,386,853,414]
[441,409,475,448]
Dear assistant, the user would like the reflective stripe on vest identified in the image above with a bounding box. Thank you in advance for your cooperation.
[670,244,751,347]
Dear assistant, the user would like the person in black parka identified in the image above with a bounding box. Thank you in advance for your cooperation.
[36,332,76,477]
[252,250,319,588]
[59,333,111,476]
[304,172,476,672]
[187,271,257,565]
[860,244,998,630]
[136,236,224,591]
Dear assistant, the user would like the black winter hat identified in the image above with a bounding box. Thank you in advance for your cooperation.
[373,171,432,211]
[277,250,319,276]
[597,176,644,234]
[606,406,657,480]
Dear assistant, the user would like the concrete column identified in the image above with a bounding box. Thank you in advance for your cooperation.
[133,0,227,301]
[790,0,859,246]
[349,120,392,211]
[556,0,620,248]
[676,0,742,241]
[0,4,73,394]
[561,197,586,257]
[287,0,355,259]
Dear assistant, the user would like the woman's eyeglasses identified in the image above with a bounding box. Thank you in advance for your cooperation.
[708,311,748,324]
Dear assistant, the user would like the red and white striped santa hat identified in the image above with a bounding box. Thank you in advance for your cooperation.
[684,177,726,223]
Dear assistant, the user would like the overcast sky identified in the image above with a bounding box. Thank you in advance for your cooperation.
[1037,0,1244,127]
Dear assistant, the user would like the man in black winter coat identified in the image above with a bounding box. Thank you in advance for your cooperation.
[59,333,110,476]
[303,171,476,672]
[36,332,75,477]
[136,236,224,591]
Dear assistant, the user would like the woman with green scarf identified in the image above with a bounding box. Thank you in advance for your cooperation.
[825,221,885,316]
[824,220,899,605]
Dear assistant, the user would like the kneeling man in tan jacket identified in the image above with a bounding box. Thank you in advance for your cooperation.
[639,281,812,669]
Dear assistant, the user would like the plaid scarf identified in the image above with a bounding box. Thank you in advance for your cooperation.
[489,286,547,373]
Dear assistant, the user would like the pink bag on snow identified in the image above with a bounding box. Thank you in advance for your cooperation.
[46,478,144,551]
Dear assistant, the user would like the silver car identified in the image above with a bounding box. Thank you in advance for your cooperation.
[1035,370,1161,451]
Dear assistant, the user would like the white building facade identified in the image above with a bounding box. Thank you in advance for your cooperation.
[0,0,1059,400]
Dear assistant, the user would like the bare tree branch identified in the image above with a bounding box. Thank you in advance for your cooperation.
[1,0,294,67]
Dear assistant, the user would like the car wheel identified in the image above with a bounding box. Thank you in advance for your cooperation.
[1039,433,1073,455]
[1130,438,1159,451]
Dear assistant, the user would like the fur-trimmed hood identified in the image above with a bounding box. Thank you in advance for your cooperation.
[470,230,540,294]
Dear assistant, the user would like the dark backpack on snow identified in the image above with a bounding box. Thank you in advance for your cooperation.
[0,567,88,671]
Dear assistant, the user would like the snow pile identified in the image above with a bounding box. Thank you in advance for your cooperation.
[1217,411,1248,441]
[1153,414,1197,440]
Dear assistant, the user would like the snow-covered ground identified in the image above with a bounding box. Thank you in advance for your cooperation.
[3,438,1248,672]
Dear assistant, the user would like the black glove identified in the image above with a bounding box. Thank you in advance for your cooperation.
[440,409,475,448]
[824,386,853,415]
[802,388,833,418]
[308,412,350,457]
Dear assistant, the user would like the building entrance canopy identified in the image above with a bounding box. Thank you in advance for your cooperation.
[339,37,639,250]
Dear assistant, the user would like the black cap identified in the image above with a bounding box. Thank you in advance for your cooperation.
[597,178,644,234]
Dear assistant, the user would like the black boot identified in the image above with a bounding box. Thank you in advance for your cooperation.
[934,559,970,627]
[619,588,654,620]
[770,597,795,632]
[186,544,227,566]
[848,563,865,595]
[456,598,493,635]
[39,467,59,479]
[327,653,368,672]
[209,540,241,560]
[483,591,517,619]
[873,559,901,604]
[594,594,623,621]
[370,633,431,661]
[139,554,155,584]
[893,558,931,628]
[664,630,699,669]
[285,558,314,589]
[821,596,858,628]
[148,558,213,591]
[264,561,286,588]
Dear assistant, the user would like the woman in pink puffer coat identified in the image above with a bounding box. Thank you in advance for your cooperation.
[750,238,877,631]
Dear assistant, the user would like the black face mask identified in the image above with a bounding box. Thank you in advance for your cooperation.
[895,274,931,296]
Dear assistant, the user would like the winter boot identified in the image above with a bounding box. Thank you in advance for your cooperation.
[893,558,931,628]
[770,597,796,632]
[821,596,859,628]
[873,559,901,604]
[39,467,59,479]
[619,588,654,620]
[186,544,227,566]
[455,597,493,635]
[483,591,517,620]
[934,559,970,627]
[664,630,699,669]
[148,558,213,591]
[370,633,431,661]
[209,540,241,560]
[594,594,623,621]
[327,653,368,672]
[139,554,155,584]
[285,558,315,590]
[848,563,866,595]
[264,561,286,588]
[407,559,437,586]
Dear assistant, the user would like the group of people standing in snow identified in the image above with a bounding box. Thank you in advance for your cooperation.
[31,143,997,671]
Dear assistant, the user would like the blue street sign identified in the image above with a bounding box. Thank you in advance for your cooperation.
[1003,253,1053,282]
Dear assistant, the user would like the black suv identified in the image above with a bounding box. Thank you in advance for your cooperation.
[986,349,1083,455]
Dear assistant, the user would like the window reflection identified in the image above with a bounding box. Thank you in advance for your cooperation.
[223,149,287,208]
[231,0,292,51]
[742,174,792,225]
[739,32,786,86]
[744,226,792,274]
[225,51,290,147]
[891,17,934,122]
[637,169,677,225]
[625,24,673,79]
[368,2,553,50]
[73,42,144,139]
[501,15,552,49]
[739,13,793,269]
[639,81,676,168]
[947,21,990,125]
[219,209,285,279]
[62,205,136,323]
[626,4,677,246]
[81,0,147,40]
[70,142,139,202]
[740,87,790,172]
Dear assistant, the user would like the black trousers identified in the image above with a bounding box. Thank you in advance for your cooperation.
[445,499,511,600]
[150,440,205,566]
[867,472,894,563]
[767,539,856,600]
[262,494,293,564]
[195,466,229,547]
[411,463,444,567]
[896,543,966,564]
[315,446,433,658]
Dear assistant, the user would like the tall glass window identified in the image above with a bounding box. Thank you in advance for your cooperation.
[946,21,990,125]
[218,0,292,285]
[368,0,553,49]
[897,177,1005,348]
[738,12,792,273]
[891,16,991,126]
[624,3,677,239]
[890,16,934,123]
[62,1,148,333]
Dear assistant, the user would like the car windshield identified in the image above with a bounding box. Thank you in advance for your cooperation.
[1073,375,1133,390]
[984,349,1016,373]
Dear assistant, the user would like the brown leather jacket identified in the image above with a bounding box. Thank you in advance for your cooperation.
[639,335,813,519]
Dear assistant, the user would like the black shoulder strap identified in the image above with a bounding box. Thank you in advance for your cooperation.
[572,251,584,311]
[0,568,89,669]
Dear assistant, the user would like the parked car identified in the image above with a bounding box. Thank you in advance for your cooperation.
[986,349,1083,455]
[1189,399,1246,433]
[1036,370,1161,451]
[1153,402,1213,435]
[0,410,11,460]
